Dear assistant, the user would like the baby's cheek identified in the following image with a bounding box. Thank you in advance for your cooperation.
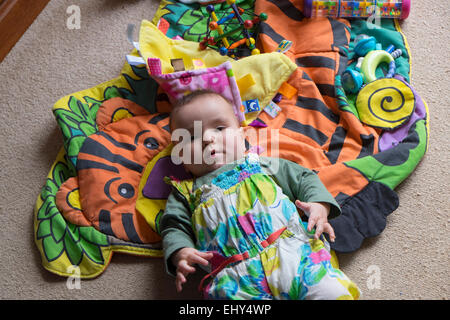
[177,141,198,164]
[193,140,203,154]
[224,131,245,156]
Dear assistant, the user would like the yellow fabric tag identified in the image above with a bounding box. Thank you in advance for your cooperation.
[278,81,298,100]
[237,74,256,95]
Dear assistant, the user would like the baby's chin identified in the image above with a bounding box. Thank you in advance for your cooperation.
[186,152,241,177]
[185,162,222,177]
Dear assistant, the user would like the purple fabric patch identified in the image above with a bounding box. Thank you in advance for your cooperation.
[378,76,426,152]
[238,213,256,235]
[248,119,268,128]
[142,156,191,199]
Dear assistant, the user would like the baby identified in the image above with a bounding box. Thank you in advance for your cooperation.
[160,90,360,299]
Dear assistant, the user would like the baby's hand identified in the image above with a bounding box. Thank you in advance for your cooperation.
[172,248,213,292]
[295,200,336,242]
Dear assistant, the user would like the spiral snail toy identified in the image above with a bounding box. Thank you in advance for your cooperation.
[355,48,416,130]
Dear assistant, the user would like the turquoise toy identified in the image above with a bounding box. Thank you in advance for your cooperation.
[342,69,364,94]
[354,35,377,57]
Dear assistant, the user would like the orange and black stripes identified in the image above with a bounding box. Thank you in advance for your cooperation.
[57,98,172,244]
[251,0,382,198]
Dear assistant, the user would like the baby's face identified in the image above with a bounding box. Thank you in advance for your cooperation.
[171,94,246,177]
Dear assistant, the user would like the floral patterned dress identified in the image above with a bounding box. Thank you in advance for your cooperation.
[164,154,360,300]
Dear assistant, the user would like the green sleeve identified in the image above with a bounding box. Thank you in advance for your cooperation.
[261,157,341,220]
[160,190,196,277]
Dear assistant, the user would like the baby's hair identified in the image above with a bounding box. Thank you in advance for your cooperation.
[169,89,236,131]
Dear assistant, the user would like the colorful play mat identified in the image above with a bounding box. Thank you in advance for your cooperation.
[34,0,428,279]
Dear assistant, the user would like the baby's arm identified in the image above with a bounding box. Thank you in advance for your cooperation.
[160,191,212,292]
[263,157,341,241]
[160,191,197,277]
[294,167,340,241]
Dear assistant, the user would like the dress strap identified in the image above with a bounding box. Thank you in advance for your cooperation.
[198,226,287,296]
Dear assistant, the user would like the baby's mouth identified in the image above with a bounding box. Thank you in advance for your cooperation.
[204,146,221,163]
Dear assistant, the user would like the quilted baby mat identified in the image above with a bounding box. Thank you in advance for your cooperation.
[34,0,428,279]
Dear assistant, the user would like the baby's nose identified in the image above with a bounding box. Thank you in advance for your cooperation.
[202,129,216,146]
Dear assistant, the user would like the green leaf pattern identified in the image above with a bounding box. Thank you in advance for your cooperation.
[36,162,109,266]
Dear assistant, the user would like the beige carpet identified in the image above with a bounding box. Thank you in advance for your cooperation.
[0,0,448,300]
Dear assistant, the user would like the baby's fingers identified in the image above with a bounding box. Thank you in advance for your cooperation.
[176,272,186,293]
[178,260,196,274]
[307,215,319,232]
[324,223,336,242]
[314,220,324,240]
[295,200,311,215]
[197,250,214,260]
[192,251,213,266]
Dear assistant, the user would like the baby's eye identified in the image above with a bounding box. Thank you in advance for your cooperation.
[216,126,226,131]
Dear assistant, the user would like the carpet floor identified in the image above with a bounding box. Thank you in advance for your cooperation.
[0,0,448,299]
